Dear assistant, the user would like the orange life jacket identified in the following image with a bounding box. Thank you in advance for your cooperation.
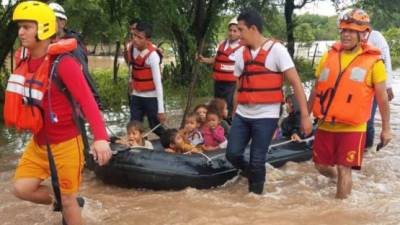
[14,47,29,68]
[3,39,77,134]
[237,40,284,104]
[212,40,242,82]
[312,42,381,125]
[129,42,157,92]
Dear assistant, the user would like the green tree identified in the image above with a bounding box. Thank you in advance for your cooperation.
[356,0,400,31]
[284,0,317,57]
[62,0,126,47]
[0,1,18,72]
[384,28,400,66]
[294,22,315,46]
[127,0,229,126]
[296,14,338,40]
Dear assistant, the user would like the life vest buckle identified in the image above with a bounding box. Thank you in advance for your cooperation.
[50,112,59,123]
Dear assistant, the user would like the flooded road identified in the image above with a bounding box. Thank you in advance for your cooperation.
[0,78,399,224]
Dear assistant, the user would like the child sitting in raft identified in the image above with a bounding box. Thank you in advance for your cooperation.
[161,129,201,154]
[280,94,303,142]
[208,98,230,138]
[181,113,204,146]
[193,104,208,128]
[201,108,227,151]
[116,120,154,149]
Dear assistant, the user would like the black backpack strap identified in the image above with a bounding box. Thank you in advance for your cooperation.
[49,53,95,169]
[36,107,63,212]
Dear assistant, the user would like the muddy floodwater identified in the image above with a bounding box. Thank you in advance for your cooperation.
[0,77,399,224]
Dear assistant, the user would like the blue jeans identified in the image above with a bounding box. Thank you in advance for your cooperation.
[129,95,165,137]
[226,114,278,185]
[366,99,378,148]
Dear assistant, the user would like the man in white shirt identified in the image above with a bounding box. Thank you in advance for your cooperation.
[123,18,139,64]
[226,8,312,194]
[364,29,394,148]
[197,17,242,119]
[128,21,166,137]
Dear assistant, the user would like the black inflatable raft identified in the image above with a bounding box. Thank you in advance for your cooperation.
[94,138,313,190]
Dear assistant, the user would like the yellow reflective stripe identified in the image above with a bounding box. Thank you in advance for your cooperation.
[6,82,24,95]
[9,74,25,85]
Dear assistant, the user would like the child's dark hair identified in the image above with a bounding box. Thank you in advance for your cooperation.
[127,120,144,133]
[285,94,300,113]
[185,112,202,124]
[237,8,264,33]
[208,98,227,119]
[129,18,140,26]
[193,104,207,113]
[136,21,153,38]
[285,93,294,102]
[161,128,178,148]
[206,107,221,119]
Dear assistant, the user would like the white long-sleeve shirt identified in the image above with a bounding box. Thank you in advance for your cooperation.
[368,30,393,88]
[131,48,165,113]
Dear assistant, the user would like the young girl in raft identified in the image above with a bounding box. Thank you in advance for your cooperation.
[208,98,230,138]
[161,129,201,154]
[116,120,154,149]
[181,113,204,146]
[193,104,208,128]
[201,108,227,151]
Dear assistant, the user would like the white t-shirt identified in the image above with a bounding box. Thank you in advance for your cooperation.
[368,30,393,88]
[230,40,295,119]
[131,48,165,113]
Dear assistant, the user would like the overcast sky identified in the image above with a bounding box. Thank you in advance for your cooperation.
[296,0,337,16]
[296,0,355,16]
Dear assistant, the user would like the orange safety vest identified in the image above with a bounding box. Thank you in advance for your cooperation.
[237,40,284,104]
[3,39,77,134]
[128,42,157,92]
[14,47,30,68]
[212,40,242,82]
[312,42,381,125]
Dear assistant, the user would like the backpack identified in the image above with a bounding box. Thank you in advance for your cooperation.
[63,29,103,110]
[48,33,102,170]
[49,51,98,170]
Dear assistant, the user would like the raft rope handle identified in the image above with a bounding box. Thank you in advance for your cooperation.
[143,123,162,138]
[207,136,314,162]
[183,151,218,165]
[197,152,213,163]
[267,136,315,154]
[106,125,117,137]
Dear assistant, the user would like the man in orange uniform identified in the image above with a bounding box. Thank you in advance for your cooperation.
[4,2,112,224]
[309,9,392,199]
